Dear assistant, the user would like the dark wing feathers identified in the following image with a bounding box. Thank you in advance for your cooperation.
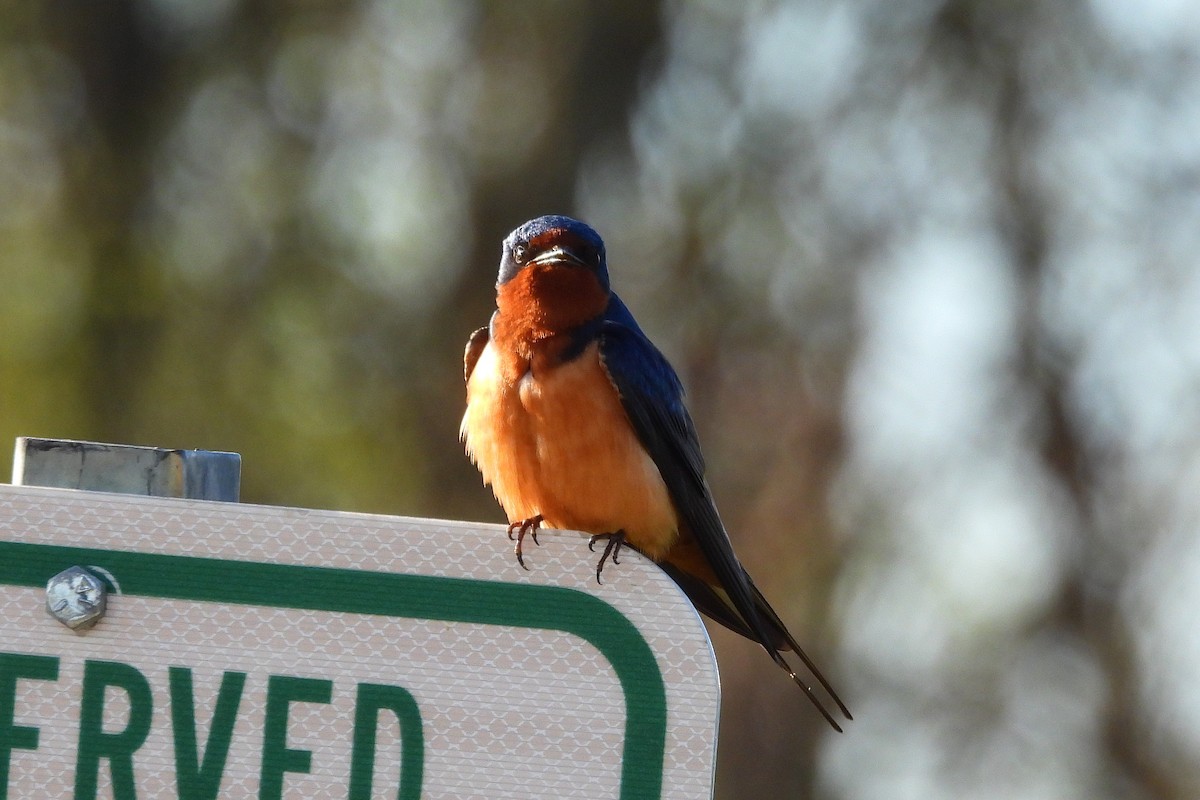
[656,561,760,642]
[598,295,850,728]
[597,316,779,648]
[464,325,489,383]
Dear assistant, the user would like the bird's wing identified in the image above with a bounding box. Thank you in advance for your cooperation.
[598,302,850,728]
[596,316,768,638]
[464,325,490,383]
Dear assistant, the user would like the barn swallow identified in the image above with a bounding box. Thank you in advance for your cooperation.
[461,215,851,731]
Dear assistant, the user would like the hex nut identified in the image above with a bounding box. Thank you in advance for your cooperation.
[46,566,107,630]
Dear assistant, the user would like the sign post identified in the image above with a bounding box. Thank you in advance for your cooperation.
[1,440,720,799]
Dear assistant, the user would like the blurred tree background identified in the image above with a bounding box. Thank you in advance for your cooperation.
[3,0,1199,797]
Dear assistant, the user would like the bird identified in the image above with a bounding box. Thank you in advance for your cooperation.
[460,214,851,731]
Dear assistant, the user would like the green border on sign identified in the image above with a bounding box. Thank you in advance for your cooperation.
[0,541,667,800]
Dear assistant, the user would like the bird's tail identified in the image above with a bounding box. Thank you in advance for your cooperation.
[659,562,852,732]
[746,578,853,731]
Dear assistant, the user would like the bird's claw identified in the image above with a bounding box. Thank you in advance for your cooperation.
[588,530,627,585]
[507,515,544,570]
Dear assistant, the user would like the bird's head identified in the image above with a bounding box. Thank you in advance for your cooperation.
[495,215,611,337]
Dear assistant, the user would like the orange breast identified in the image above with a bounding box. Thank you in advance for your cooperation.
[461,340,679,559]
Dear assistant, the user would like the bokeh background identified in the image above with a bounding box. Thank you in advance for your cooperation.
[3,0,1199,797]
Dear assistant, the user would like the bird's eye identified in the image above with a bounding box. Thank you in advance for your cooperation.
[513,243,527,263]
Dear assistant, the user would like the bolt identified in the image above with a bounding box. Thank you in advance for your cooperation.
[46,566,107,630]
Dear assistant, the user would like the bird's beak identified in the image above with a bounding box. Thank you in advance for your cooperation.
[529,245,589,268]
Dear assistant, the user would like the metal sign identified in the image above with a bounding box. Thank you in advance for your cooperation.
[0,484,719,799]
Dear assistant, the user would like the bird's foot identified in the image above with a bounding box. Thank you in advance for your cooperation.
[507,515,544,570]
[587,530,627,585]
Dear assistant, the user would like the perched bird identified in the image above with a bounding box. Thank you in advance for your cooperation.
[461,215,850,731]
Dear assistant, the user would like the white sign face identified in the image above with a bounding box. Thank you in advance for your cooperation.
[0,484,719,800]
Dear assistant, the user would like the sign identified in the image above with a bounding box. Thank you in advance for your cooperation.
[0,484,719,799]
